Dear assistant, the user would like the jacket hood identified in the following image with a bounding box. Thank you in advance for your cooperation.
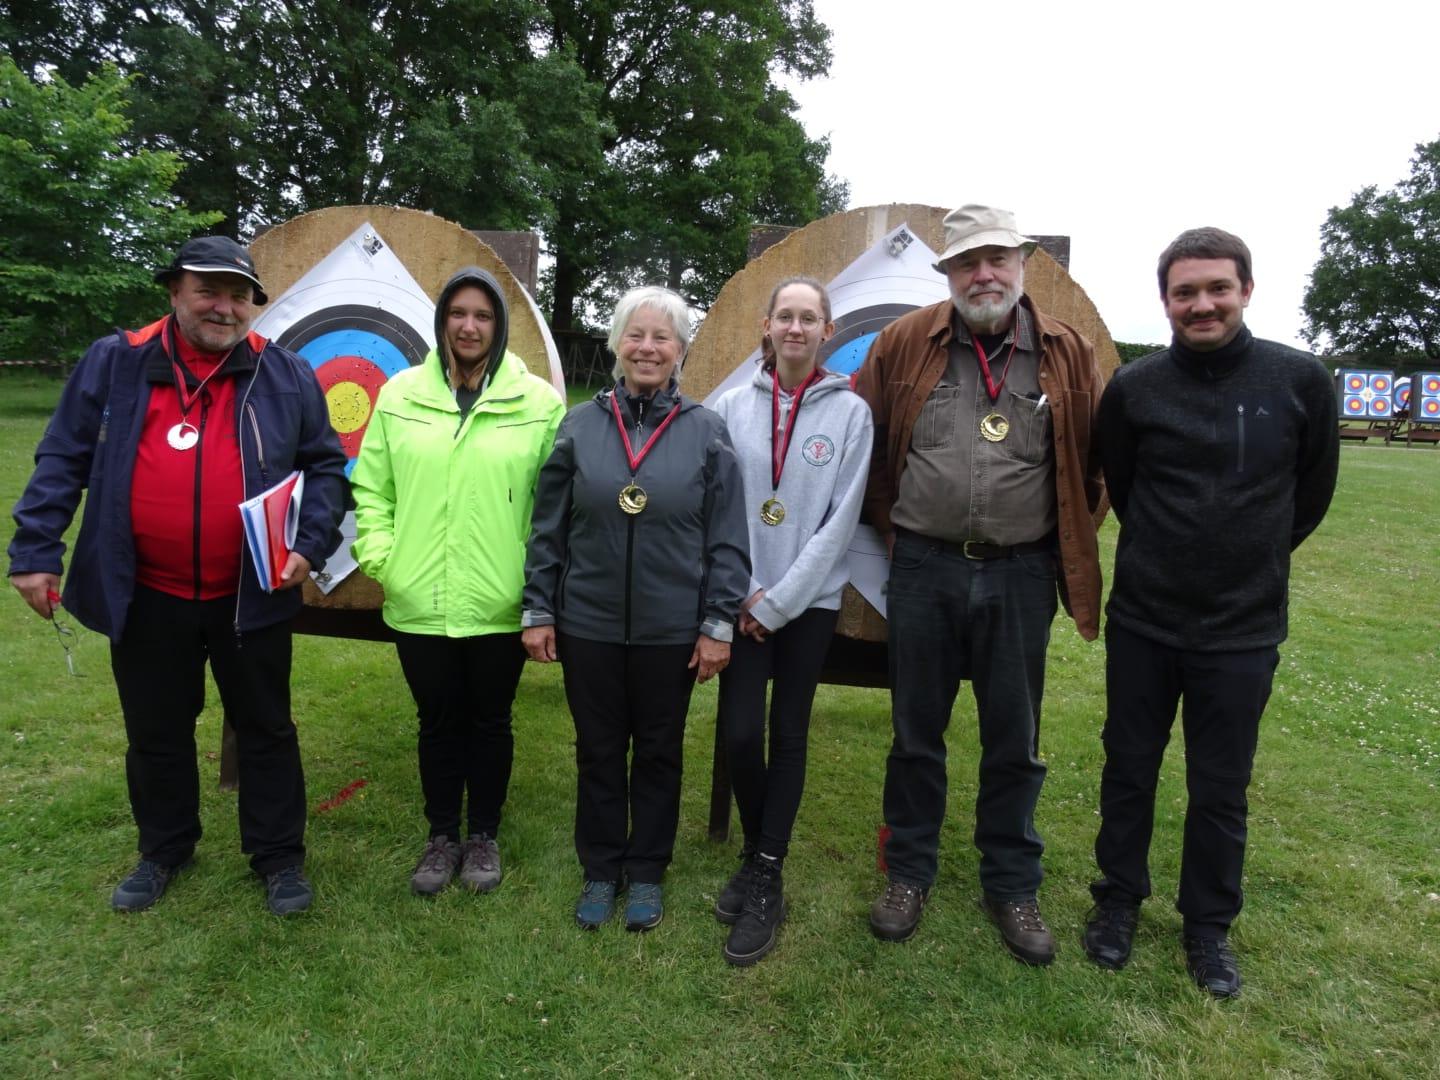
[435,266,510,391]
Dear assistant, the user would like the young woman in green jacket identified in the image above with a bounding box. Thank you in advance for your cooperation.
[351,266,563,896]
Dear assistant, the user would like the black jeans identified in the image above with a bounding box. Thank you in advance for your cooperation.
[109,586,305,876]
[1092,622,1278,937]
[881,530,1057,897]
[717,606,838,859]
[558,634,697,883]
[393,631,526,839]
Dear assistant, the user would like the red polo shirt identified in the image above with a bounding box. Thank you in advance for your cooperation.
[130,319,246,600]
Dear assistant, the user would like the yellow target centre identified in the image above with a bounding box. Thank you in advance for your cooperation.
[326,382,371,434]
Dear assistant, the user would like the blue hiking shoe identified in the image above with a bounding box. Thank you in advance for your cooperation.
[264,865,314,916]
[575,880,618,930]
[625,882,664,932]
[111,858,185,913]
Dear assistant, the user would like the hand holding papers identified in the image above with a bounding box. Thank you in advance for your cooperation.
[240,471,305,593]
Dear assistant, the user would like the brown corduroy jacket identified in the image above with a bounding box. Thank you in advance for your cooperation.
[853,296,1106,640]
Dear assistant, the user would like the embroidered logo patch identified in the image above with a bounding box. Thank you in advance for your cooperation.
[802,434,835,466]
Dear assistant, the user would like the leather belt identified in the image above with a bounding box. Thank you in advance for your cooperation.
[897,527,1056,561]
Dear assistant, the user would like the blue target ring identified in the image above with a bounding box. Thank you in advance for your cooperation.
[296,329,413,379]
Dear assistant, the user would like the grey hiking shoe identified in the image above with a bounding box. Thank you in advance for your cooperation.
[459,833,502,893]
[410,836,461,896]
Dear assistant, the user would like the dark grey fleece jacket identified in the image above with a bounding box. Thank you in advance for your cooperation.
[521,378,751,646]
[1099,327,1339,651]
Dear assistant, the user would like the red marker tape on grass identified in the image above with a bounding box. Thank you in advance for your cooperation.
[316,778,368,813]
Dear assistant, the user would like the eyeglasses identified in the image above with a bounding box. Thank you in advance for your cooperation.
[770,312,824,329]
[52,613,85,678]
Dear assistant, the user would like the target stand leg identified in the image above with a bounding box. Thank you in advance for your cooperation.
[219,712,239,792]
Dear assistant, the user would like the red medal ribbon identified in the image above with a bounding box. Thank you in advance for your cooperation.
[771,367,824,492]
[610,391,682,475]
[972,332,1020,403]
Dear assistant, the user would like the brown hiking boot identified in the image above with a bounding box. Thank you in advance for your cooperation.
[983,895,1056,966]
[869,879,927,942]
[410,836,461,896]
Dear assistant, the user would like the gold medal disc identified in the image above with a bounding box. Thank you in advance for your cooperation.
[618,483,648,515]
[979,412,1010,442]
[760,498,786,526]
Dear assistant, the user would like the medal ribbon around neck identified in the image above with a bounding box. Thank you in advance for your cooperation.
[610,391,682,514]
[762,366,823,525]
[972,329,1019,402]
[165,322,231,450]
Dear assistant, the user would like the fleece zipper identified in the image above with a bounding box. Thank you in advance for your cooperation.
[1236,402,1246,473]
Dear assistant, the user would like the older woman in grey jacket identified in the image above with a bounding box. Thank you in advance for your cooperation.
[709,276,872,966]
[522,285,750,933]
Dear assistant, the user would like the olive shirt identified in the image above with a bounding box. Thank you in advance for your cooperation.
[890,304,1057,546]
[854,295,1107,640]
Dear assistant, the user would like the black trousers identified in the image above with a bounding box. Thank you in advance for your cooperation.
[717,607,837,859]
[393,631,526,839]
[881,531,1057,897]
[558,634,697,883]
[1092,622,1279,937]
[109,586,305,876]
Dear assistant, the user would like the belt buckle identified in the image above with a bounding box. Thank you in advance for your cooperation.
[962,539,988,561]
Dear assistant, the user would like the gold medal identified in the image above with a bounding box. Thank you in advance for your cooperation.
[618,482,648,515]
[979,412,1010,442]
[760,497,786,526]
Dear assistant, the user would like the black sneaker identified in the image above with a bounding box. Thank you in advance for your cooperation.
[869,879,927,942]
[1083,900,1140,970]
[265,865,314,916]
[111,859,184,913]
[1184,934,1241,998]
[714,847,756,925]
[723,855,786,966]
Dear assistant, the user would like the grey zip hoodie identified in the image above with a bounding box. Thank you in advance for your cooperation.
[712,365,872,631]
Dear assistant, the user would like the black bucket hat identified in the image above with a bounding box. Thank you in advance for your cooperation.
[155,235,268,305]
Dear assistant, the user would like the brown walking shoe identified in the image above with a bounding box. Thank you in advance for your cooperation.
[983,895,1056,966]
[869,880,927,942]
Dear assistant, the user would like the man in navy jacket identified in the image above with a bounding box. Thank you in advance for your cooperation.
[8,236,346,915]
[1083,227,1339,997]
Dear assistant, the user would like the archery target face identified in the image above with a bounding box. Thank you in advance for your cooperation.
[1393,376,1411,412]
[1339,370,1395,419]
[252,226,436,476]
[1416,372,1440,421]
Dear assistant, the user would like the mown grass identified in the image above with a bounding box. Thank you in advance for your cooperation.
[1,370,1436,1078]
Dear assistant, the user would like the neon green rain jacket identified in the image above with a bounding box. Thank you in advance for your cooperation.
[350,348,564,636]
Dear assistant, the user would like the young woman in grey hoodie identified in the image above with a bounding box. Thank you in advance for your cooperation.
[709,276,873,965]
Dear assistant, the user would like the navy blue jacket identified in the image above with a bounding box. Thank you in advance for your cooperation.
[8,316,348,641]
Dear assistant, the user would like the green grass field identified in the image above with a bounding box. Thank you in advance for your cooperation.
[1,370,1436,1078]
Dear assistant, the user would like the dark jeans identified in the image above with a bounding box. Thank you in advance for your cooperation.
[1092,622,1278,937]
[881,530,1057,897]
[717,606,838,859]
[109,586,304,876]
[393,631,526,839]
[559,634,697,883]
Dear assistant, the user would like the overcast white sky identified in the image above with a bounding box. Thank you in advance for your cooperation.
[787,0,1440,349]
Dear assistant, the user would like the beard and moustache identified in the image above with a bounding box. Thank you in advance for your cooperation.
[951,270,1024,334]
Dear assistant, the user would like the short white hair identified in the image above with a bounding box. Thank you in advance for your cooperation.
[608,286,692,383]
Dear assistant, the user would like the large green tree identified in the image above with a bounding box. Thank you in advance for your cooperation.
[3,0,844,331]
[0,58,220,363]
[1303,136,1440,360]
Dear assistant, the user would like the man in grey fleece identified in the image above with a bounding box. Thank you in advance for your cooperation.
[1083,227,1339,998]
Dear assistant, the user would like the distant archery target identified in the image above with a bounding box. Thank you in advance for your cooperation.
[1339,370,1395,419]
[1393,376,1411,413]
[278,306,430,474]
[1415,372,1440,422]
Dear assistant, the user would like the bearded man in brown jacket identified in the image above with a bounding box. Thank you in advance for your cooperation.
[853,204,1104,965]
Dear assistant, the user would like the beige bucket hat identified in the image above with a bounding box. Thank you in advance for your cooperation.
[932,204,1037,272]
